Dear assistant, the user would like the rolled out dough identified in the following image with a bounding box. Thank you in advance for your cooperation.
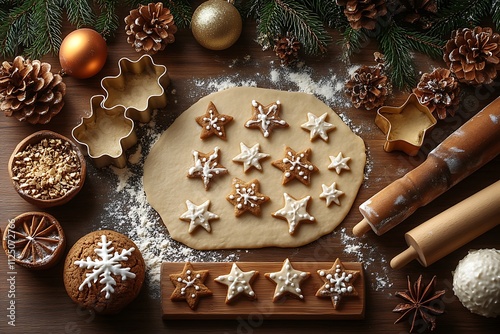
[143,87,366,250]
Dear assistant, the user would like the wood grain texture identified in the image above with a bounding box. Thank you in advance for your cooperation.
[161,261,365,319]
[0,3,499,334]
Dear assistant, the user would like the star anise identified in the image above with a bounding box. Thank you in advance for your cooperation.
[393,275,446,333]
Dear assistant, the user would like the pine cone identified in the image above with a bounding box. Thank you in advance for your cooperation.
[443,26,500,85]
[0,56,65,124]
[399,0,437,29]
[337,0,388,30]
[345,64,388,110]
[274,34,301,66]
[413,68,460,120]
[125,2,177,54]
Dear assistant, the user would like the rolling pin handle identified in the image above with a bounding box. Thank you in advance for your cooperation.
[390,247,418,269]
[352,218,372,237]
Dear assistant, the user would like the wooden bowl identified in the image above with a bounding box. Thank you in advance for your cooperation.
[8,130,87,208]
[2,212,66,270]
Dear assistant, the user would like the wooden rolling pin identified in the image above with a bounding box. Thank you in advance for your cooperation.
[390,180,500,269]
[353,96,500,237]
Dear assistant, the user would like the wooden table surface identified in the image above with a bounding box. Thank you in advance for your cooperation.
[1,7,499,334]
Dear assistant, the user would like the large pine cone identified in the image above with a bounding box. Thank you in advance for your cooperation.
[443,26,500,85]
[0,56,65,124]
[399,0,437,29]
[345,64,388,110]
[337,0,388,30]
[125,2,177,54]
[274,34,301,66]
[413,68,460,120]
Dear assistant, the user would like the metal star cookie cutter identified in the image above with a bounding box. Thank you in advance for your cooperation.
[375,93,437,156]
[100,54,169,123]
[72,95,137,168]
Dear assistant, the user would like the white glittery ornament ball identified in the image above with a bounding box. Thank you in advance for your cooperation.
[452,248,500,318]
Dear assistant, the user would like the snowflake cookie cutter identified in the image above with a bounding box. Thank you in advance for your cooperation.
[100,54,169,123]
[72,95,137,168]
[375,93,437,156]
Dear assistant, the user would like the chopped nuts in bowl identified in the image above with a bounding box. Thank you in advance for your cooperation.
[8,130,86,208]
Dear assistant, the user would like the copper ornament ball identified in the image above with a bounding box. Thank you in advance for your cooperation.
[191,0,242,50]
[59,28,107,79]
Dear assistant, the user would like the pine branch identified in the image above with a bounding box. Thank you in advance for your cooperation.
[403,29,444,60]
[377,22,416,90]
[492,0,500,31]
[256,0,331,55]
[166,0,192,29]
[64,0,95,28]
[25,0,63,59]
[339,25,367,62]
[0,1,34,57]
[94,0,119,39]
[302,0,347,28]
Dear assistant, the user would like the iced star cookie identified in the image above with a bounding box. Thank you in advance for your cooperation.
[195,101,233,140]
[214,263,258,303]
[272,193,315,234]
[301,112,335,142]
[245,100,288,138]
[226,178,270,217]
[232,142,270,172]
[316,258,359,309]
[169,262,212,310]
[187,147,228,190]
[272,146,319,186]
[328,152,351,175]
[179,200,219,233]
[265,258,310,302]
[319,181,344,206]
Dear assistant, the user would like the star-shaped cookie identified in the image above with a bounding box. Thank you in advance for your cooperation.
[265,258,310,302]
[319,182,344,206]
[169,262,212,309]
[301,112,335,141]
[272,146,319,186]
[214,263,258,303]
[187,147,228,190]
[232,142,270,172]
[328,152,350,175]
[226,178,270,217]
[195,101,233,140]
[245,100,288,138]
[272,193,315,234]
[315,258,359,309]
[179,200,219,233]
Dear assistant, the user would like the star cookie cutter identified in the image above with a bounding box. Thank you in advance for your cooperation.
[101,54,169,123]
[72,95,137,168]
[375,93,437,156]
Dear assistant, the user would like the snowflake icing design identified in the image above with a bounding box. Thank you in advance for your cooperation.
[187,147,228,189]
[245,100,288,137]
[74,234,136,299]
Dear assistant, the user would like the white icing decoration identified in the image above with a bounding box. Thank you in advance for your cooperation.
[233,183,265,209]
[188,147,227,188]
[215,263,257,301]
[179,200,219,233]
[232,142,270,172]
[328,152,351,174]
[74,234,136,299]
[179,271,203,296]
[318,264,355,307]
[319,182,344,207]
[245,100,286,137]
[204,108,225,136]
[273,193,315,234]
[266,258,309,300]
[301,112,335,141]
[283,150,314,181]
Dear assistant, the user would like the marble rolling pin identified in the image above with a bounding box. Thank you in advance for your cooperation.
[390,180,500,269]
[353,96,500,237]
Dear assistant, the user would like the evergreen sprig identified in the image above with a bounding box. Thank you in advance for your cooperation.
[94,0,120,39]
[491,0,500,31]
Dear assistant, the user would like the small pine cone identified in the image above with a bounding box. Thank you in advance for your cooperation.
[274,34,301,66]
[336,0,388,30]
[413,68,460,120]
[0,56,65,124]
[345,65,388,110]
[443,26,500,85]
[125,2,177,54]
[399,0,437,29]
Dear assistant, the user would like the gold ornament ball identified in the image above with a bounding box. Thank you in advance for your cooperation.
[191,0,242,50]
[59,28,107,79]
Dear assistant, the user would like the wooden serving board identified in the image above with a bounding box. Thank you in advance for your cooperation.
[161,261,365,320]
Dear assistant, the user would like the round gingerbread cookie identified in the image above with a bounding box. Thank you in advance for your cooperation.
[63,230,145,314]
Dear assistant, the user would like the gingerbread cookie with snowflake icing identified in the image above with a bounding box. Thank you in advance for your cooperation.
[316,258,360,309]
[265,258,310,302]
[245,100,288,138]
[272,146,319,186]
[169,262,212,309]
[226,178,270,217]
[187,147,228,190]
[195,101,233,140]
